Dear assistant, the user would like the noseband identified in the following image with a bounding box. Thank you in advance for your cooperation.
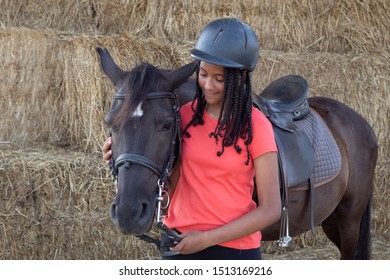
[109,91,183,249]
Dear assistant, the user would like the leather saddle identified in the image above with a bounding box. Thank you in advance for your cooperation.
[253,75,316,241]
[253,75,342,241]
[252,75,314,189]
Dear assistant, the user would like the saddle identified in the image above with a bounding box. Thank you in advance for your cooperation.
[252,75,341,245]
[253,75,314,189]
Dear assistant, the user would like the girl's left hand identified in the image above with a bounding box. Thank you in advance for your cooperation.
[170,231,211,255]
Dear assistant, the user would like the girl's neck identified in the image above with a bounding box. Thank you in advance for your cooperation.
[205,103,221,120]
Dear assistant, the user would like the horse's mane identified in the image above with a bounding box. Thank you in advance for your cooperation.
[112,62,164,127]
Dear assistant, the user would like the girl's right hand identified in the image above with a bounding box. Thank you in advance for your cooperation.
[102,137,112,166]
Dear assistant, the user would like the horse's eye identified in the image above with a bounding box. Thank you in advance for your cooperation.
[162,121,172,131]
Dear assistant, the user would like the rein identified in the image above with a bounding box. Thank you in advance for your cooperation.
[109,91,183,249]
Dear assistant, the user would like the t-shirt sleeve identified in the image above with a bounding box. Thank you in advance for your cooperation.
[250,109,277,159]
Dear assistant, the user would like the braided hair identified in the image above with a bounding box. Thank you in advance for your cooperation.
[183,64,254,165]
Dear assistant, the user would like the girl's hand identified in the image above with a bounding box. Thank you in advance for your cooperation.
[102,137,112,166]
[170,231,211,255]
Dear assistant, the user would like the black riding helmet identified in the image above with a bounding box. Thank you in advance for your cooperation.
[190,18,259,72]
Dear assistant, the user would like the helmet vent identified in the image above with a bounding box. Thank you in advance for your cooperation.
[244,32,248,51]
[214,29,223,44]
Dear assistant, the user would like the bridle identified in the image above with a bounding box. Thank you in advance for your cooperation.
[109,91,183,248]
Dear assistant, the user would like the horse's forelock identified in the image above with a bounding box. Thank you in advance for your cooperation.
[112,63,163,127]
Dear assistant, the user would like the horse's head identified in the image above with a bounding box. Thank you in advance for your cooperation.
[96,47,197,235]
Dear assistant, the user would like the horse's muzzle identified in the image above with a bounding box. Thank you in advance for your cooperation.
[110,197,153,235]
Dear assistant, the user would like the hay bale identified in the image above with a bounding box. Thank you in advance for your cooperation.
[1,0,388,53]
[0,0,96,33]
[140,0,390,53]
[0,143,160,259]
[0,28,64,144]
[0,27,189,152]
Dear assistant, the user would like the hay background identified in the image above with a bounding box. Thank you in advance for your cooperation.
[0,0,389,259]
[1,0,388,53]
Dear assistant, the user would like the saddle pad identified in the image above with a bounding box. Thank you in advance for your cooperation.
[294,108,341,186]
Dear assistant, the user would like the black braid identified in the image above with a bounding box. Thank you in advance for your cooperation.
[183,65,254,165]
[182,66,206,137]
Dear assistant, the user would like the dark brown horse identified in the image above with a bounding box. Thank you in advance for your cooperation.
[97,47,378,259]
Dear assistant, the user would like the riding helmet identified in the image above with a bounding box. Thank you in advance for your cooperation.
[190,18,259,72]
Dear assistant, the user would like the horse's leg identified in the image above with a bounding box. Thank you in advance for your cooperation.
[355,197,372,259]
[322,193,372,259]
[322,197,367,259]
[334,150,374,260]
[321,212,341,253]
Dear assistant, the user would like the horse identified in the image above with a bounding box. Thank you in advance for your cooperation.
[96,47,378,260]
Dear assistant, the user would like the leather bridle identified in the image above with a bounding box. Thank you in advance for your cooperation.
[109,91,183,248]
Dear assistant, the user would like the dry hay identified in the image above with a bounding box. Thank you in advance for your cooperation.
[0,28,65,144]
[0,143,160,259]
[1,0,388,54]
[0,27,189,153]
[262,233,390,260]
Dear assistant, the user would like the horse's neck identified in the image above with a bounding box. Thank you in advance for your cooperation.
[174,78,196,106]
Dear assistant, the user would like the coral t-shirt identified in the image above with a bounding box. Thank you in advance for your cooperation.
[164,102,277,249]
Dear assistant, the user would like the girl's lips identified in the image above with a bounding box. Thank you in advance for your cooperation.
[204,91,217,99]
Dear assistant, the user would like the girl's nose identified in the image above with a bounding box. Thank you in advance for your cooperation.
[204,78,214,90]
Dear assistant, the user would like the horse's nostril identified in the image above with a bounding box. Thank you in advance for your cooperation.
[111,203,117,219]
[111,203,118,225]
[139,202,150,220]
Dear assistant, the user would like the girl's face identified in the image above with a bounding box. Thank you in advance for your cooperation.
[198,61,225,108]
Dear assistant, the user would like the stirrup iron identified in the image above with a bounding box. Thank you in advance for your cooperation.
[278,206,292,247]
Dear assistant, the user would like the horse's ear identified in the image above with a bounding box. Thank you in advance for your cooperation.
[96,47,127,88]
[165,60,198,90]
